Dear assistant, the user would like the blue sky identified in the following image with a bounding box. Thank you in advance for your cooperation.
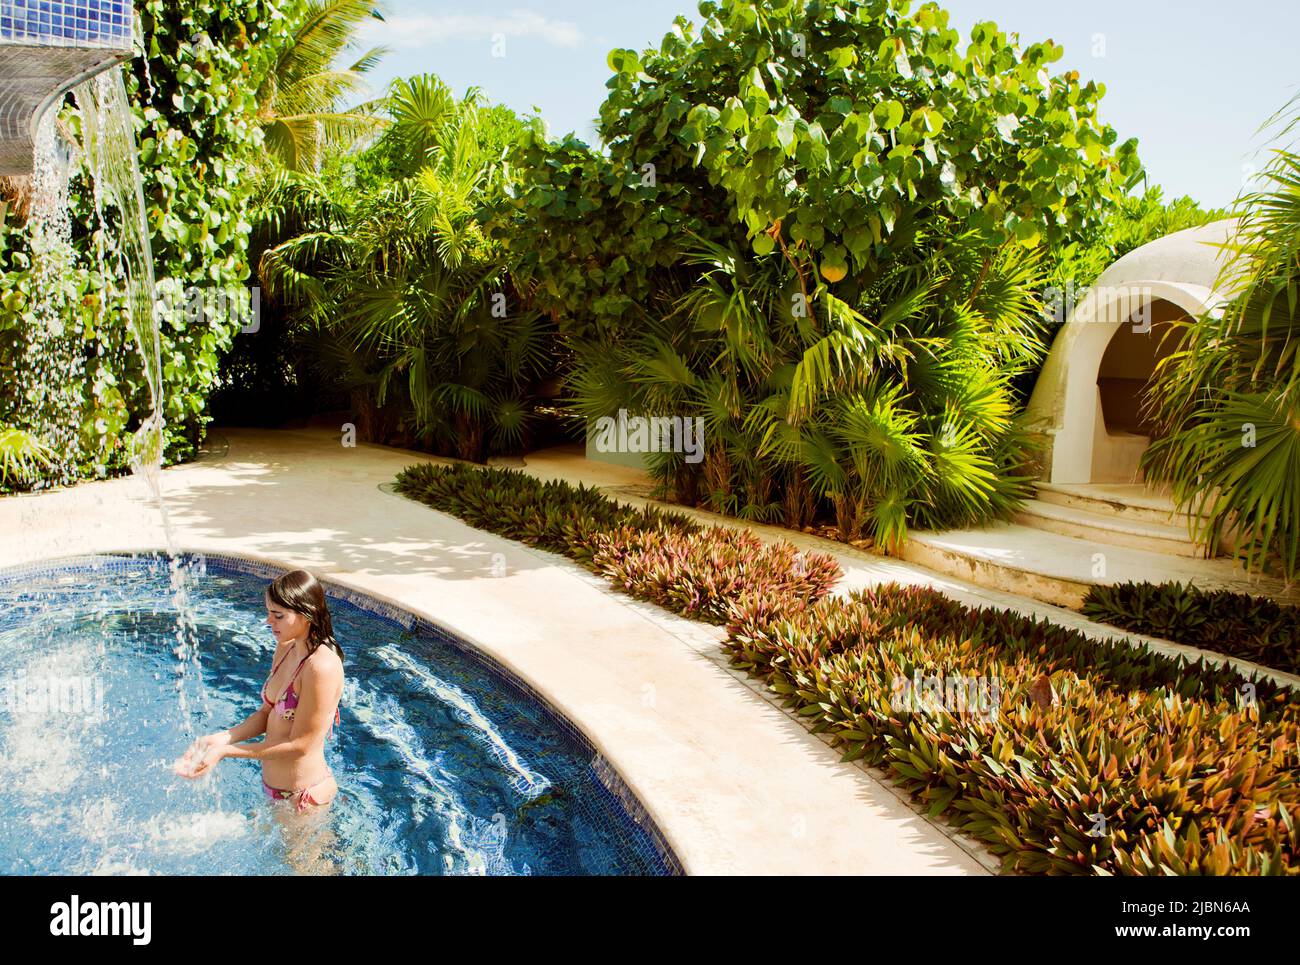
[353,0,1300,210]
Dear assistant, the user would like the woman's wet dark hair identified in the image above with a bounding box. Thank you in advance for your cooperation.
[266,569,344,664]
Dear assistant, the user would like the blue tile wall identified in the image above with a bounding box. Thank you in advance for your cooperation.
[0,1,131,46]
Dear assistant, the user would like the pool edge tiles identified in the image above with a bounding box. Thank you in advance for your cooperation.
[0,549,687,876]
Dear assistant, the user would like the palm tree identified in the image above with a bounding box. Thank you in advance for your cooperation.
[256,0,391,172]
[568,229,1043,547]
[1142,93,1300,581]
[258,75,549,459]
[0,426,55,490]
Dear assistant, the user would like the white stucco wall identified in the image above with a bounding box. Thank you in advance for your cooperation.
[1023,218,1241,484]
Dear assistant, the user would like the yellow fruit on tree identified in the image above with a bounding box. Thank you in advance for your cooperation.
[820,261,847,283]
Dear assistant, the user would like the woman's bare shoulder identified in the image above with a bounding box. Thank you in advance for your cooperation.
[303,645,344,683]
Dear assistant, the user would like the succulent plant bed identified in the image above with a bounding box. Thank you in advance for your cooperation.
[393,462,842,621]
[1082,581,1300,678]
[395,462,1300,874]
[729,584,1299,875]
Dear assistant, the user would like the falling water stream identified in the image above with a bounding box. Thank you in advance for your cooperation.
[23,68,209,760]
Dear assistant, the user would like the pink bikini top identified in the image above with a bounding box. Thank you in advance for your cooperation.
[262,647,341,736]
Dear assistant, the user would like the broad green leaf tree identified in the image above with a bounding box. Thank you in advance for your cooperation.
[503,0,1141,546]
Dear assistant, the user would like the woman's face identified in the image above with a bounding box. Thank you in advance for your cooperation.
[265,592,311,645]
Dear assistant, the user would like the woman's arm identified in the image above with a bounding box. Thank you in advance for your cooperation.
[174,705,270,777]
[221,659,342,764]
[224,705,270,744]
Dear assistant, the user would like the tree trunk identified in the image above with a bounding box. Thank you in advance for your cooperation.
[782,466,815,529]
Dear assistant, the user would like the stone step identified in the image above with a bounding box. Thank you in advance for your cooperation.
[1033,481,1196,528]
[1013,498,1205,558]
[901,521,1298,610]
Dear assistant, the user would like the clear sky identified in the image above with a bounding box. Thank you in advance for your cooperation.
[353,0,1300,210]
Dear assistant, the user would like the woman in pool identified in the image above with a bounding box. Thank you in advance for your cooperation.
[174,569,345,814]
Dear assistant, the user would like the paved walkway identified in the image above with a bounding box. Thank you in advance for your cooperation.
[507,446,1300,692]
[1,427,996,875]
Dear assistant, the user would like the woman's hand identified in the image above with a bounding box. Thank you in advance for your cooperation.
[173,738,228,778]
[199,730,232,750]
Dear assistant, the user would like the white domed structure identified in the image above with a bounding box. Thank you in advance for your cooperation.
[1024,218,1241,484]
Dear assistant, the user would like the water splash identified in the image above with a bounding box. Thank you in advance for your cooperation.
[20,69,210,748]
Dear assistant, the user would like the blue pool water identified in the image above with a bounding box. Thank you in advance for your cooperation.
[0,553,680,875]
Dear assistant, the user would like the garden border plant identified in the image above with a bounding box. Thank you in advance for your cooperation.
[395,460,1299,875]
[394,462,842,622]
[1082,581,1300,678]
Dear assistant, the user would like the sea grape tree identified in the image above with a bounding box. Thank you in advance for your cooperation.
[603,0,1141,298]
[503,0,1144,545]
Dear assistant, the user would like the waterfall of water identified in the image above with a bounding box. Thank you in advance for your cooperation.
[74,73,163,475]
[21,69,211,745]
[16,112,86,488]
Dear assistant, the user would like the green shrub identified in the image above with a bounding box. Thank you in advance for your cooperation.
[394,461,679,555]
[1082,581,1300,677]
[256,76,549,460]
[0,0,303,491]
[727,583,1300,875]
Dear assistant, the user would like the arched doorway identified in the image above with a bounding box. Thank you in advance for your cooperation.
[1025,278,1219,485]
[1090,298,1189,483]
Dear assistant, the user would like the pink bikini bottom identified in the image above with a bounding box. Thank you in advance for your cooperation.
[262,777,330,814]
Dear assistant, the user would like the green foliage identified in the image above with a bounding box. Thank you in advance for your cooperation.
[1049,186,1228,295]
[0,426,55,487]
[1083,581,1300,676]
[0,0,303,491]
[506,0,1140,337]
[659,1,1139,270]
[1143,93,1300,580]
[501,0,1142,545]
[560,223,1046,546]
[258,75,548,459]
[502,127,721,343]
[255,0,390,172]
[728,583,1300,875]
[392,461,842,618]
[132,0,303,453]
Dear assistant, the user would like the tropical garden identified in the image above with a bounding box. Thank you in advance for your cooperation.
[5,0,1273,564]
[2,0,1299,875]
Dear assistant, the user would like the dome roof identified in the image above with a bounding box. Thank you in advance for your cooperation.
[1095,217,1240,292]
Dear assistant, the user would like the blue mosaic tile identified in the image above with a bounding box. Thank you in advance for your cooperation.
[0,0,131,46]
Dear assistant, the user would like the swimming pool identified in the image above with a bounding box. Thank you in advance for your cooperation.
[0,552,681,875]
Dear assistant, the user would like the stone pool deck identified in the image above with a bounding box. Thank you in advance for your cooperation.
[0,427,993,875]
